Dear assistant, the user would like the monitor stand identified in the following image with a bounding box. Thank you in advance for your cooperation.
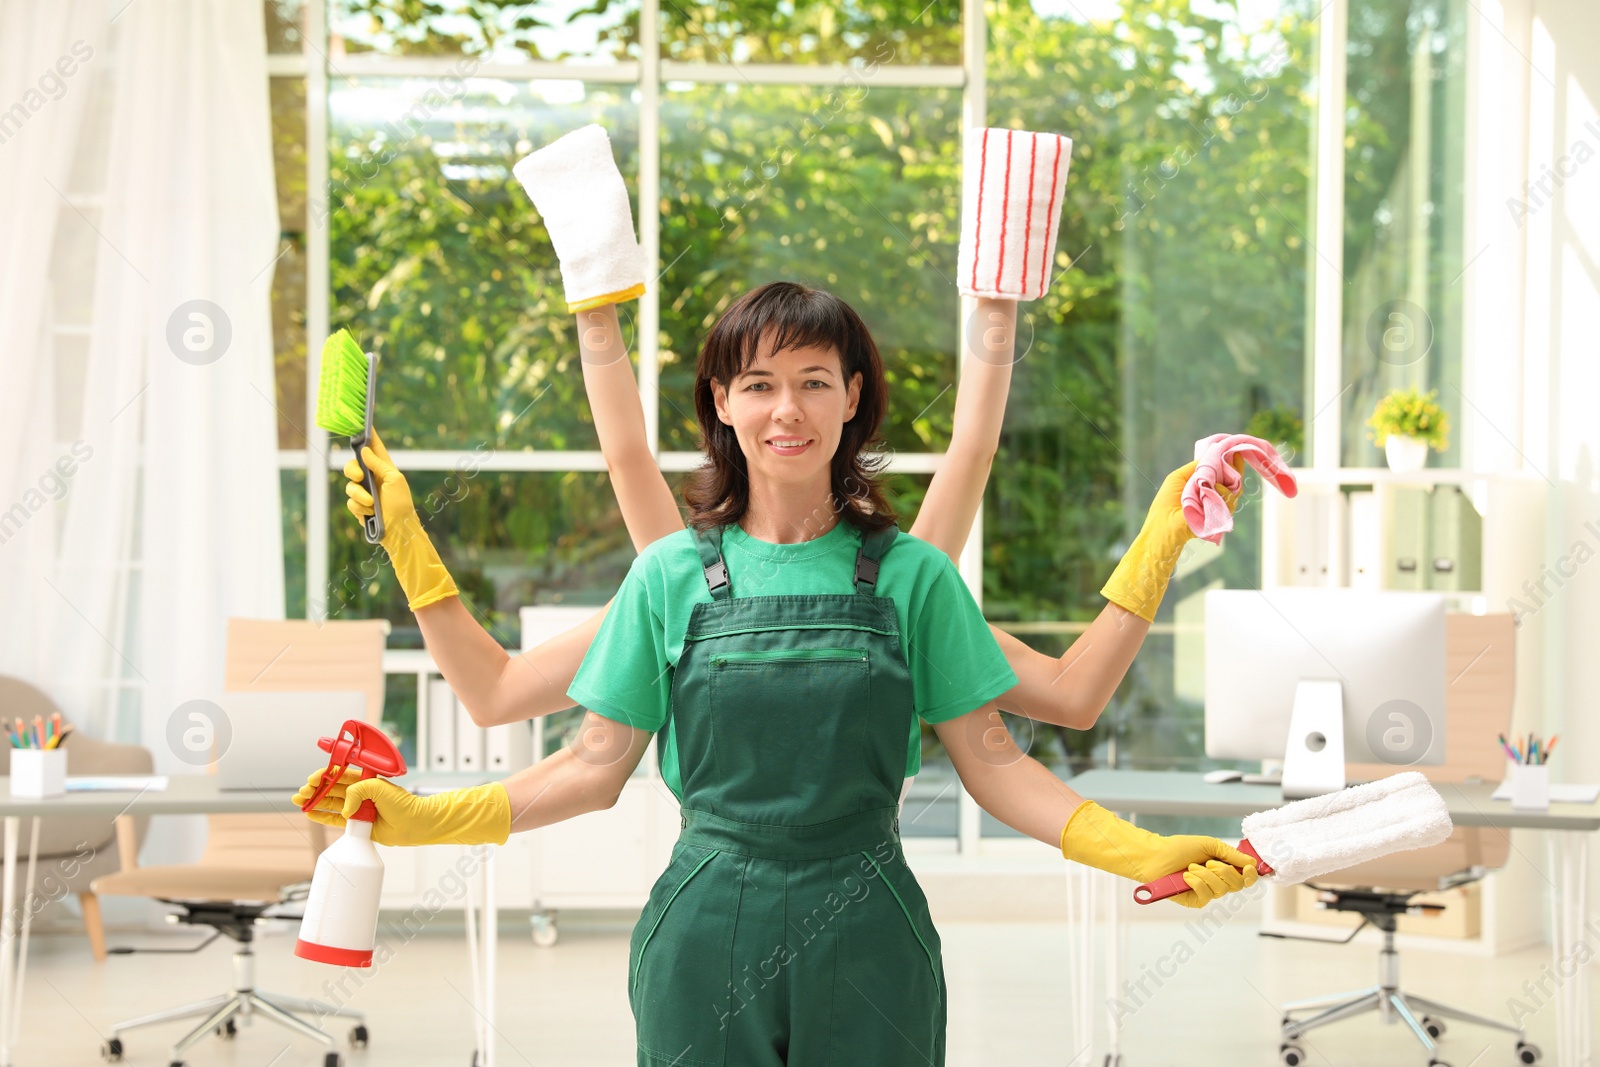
[1281,679,1347,799]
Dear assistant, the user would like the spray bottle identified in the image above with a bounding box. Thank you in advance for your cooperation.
[294,720,407,967]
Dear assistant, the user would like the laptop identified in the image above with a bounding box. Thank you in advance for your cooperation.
[215,691,369,792]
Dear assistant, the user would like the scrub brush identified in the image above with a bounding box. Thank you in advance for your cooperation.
[316,329,383,544]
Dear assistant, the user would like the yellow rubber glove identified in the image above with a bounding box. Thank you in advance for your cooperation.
[343,428,459,611]
[293,768,511,848]
[1060,800,1258,909]
[1100,457,1244,622]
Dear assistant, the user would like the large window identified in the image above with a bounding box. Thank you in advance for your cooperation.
[268,0,1469,838]
[1340,0,1468,467]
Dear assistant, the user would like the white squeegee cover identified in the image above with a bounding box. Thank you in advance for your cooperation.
[1241,771,1454,885]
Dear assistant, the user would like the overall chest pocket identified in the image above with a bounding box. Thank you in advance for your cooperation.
[705,647,874,814]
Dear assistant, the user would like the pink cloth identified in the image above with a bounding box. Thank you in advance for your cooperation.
[1182,433,1298,544]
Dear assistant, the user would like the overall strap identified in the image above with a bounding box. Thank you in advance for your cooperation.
[854,523,899,595]
[692,524,731,600]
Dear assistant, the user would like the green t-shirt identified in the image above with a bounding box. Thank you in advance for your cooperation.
[567,519,1018,800]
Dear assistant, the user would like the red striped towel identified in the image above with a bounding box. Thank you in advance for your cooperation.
[957,127,1074,300]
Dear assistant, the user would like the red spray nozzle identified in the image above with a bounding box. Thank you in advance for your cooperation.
[300,719,408,824]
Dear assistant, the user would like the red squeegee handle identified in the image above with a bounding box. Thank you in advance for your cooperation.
[1133,839,1274,905]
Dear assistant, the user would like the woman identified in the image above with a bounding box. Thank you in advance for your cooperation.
[298,282,1257,1066]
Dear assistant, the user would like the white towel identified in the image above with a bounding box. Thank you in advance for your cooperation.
[957,127,1073,301]
[1242,771,1454,885]
[512,124,646,313]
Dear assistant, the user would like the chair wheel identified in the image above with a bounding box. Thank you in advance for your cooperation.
[1516,1042,1542,1064]
[101,1037,123,1061]
[1280,1044,1306,1066]
[1421,1014,1446,1039]
[323,1053,342,1067]
[216,1016,237,1039]
[1427,1061,1451,1067]
[350,1023,369,1047]
[170,1061,186,1067]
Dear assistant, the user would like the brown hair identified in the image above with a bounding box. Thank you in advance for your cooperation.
[683,281,896,534]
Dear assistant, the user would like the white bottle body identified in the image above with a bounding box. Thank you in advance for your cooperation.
[295,819,385,966]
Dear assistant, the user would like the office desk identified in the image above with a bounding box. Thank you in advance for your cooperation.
[1065,770,1599,1067]
[0,776,503,1067]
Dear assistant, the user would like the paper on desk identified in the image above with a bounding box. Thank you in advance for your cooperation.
[1489,781,1600,804]
[64,775,169,792]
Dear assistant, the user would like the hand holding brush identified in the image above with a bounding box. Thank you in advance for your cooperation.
[342,429,459,611]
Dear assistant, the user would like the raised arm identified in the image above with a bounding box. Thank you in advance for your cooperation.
[932,703,1257,909]
[909,297,1015,558]
[576,303,686,549]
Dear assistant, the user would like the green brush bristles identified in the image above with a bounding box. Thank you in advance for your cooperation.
[316,329,370,437]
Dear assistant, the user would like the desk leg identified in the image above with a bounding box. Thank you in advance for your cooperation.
[1547,832,1592,1067]
[8,819,39,1060]
[485,845,496,1067]
[1066,862,1095,1066]
[0,815,17,1067]
[462,848,486,1064]
[1067,857,1125,1067]
[1113,863,1126,1062]
[1106,828,1125,1067]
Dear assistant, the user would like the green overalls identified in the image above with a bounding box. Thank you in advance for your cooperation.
[628,522,947,1067]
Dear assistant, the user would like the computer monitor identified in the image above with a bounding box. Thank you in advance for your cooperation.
[1204,588,1446,798]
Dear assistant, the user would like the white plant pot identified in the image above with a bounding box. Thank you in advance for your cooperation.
[1384,434,1428,473]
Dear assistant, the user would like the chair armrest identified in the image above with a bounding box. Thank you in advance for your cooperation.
[115,815,138,871]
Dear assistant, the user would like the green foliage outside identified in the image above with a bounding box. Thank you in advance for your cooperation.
[1244,404,1305,455]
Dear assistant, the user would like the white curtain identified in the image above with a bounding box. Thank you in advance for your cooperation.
[0,0,285,759]
[0,1,108,697]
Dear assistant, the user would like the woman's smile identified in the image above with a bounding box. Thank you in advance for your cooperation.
[765,435,813,456]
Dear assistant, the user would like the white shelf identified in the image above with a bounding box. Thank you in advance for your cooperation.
[1284,467,1541,486]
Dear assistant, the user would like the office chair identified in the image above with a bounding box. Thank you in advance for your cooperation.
[93,618,388,1067]
[0,676,154,961]
[1271,614,1542,1067]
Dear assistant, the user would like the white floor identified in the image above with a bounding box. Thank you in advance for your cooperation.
[4,914,1587,1066]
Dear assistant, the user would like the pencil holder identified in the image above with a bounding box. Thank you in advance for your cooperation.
[1509,761,1550,810]
[10,747,67,799]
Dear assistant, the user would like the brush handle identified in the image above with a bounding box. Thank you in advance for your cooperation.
[352,437,384,544]
[355,352,383,544]
[1133,839,1273,905]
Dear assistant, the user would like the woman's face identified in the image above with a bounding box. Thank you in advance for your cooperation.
[710,330,862,494]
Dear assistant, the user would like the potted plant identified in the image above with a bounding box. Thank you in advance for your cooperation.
[1367,388,1449,472]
